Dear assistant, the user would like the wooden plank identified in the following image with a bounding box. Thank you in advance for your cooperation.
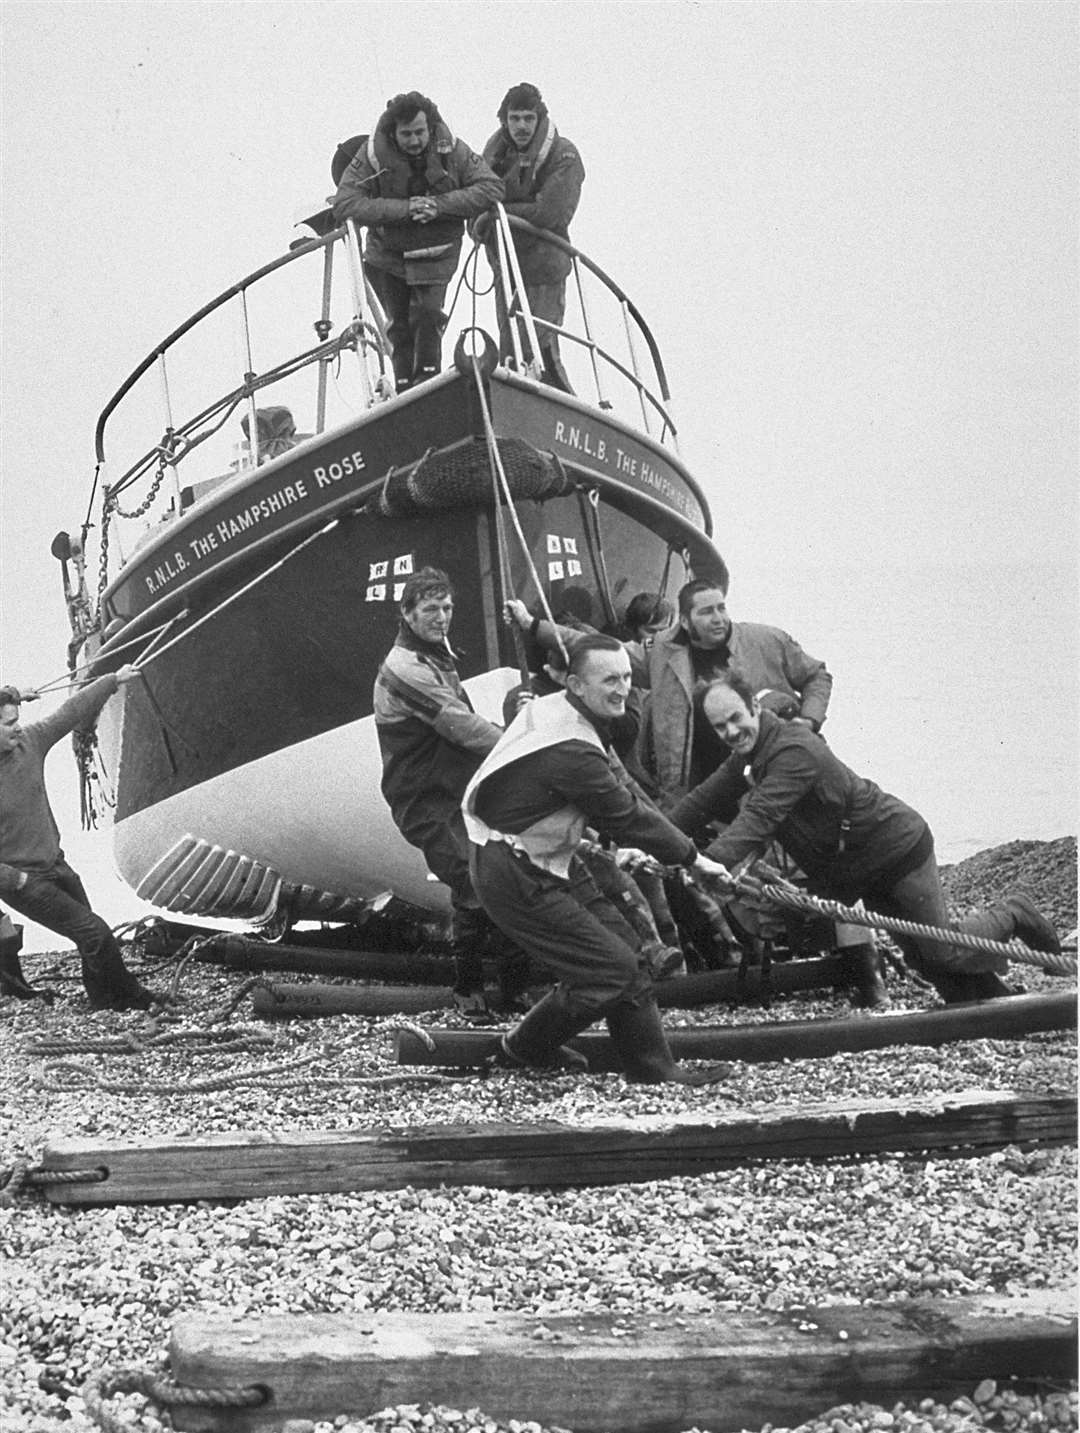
[253,982,456,1019]
[395,990,1078,1069]
[168,1293,1077,1432]
[252,956,849,1020]
[40,1090,1076,1204]
[193,935,464,986]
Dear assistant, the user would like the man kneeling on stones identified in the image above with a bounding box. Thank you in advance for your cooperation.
[463,635,734,1082]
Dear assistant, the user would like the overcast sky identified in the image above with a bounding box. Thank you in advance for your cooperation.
[1,1,1076,941]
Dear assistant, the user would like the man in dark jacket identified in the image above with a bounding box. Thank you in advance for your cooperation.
[0,671,161,1009]
[642,578,833,805]
[334,92,503,393]
[374,567,526,1018]
[464,636,734,1081]
[476,82,584,392]
[669,669,1062,1005]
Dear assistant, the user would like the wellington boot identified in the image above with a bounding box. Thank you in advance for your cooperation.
[0,929,53,1003]
[604,996,733,1086]
[839,943,889,1009]
[498,990,591,1073]
[1001,894,1061,955]
[87,978,163,1012]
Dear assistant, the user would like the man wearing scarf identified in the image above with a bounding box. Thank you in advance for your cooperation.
[476,82,585,392]
[334,92,503,393]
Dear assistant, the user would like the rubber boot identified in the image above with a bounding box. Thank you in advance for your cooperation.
[391,342,415,394]
[0,925,53,1002]
[920,901,1016,1005]
[604,996,733,1086]
[999,894,1061,955]
[839,942,889,1009]
[497,988,591,1073]
[82,932,162,1011]
[411,317,443,387]
[448,904,493,1023]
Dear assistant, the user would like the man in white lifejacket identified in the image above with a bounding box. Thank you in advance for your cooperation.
[463,635,735,1082]
[333,91,503,393]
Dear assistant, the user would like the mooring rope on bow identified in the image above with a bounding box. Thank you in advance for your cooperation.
[471,351,570,666]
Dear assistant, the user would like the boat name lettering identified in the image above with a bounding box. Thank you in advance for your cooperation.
[553,420,606,461]
[552,420,696,520]
[312,449,366,487]
[143,477,311,594]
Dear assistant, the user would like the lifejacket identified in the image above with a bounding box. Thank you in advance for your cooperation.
[486,116,558,204]
[367,121,466,256]
[463,691,605,879]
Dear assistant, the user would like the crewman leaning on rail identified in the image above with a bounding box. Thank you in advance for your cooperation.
[333,90,503,394]
[471,80,585,393]
[667,667,1062,1005]
[0,671,163,1010]
[463,634,736,1082]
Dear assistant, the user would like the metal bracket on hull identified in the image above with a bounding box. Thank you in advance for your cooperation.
[133,833,373,925]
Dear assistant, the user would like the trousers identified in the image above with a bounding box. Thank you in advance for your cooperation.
[470,841,651,1019]
[365,265,448,388]
[1,859,130,996]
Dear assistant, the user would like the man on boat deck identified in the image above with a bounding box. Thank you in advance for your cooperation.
[463,635,735,1082]
[333,92,503,394]
[472,81,585,393]
[0,673,162,1009]
[640,577,834,806]
[374,567,527,1020]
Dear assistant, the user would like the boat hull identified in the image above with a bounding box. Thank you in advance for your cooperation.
[89,374,726,918]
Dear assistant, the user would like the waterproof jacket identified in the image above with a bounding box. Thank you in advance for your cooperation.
[479,118,584,284]
[374,627,501,839]
[668,710,929,900]
[640,620,833,803]
[0,676,119,894]
[334,119,503,284]
[464,691,696,879]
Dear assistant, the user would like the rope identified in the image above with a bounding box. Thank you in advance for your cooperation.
[83,1364,266,1433]
[25,1026,274,1059]
[745,877,1078,977]
[470,354,569,664]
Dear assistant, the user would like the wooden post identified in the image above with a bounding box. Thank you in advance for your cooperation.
[39,1091,1076,1205]
[166,1294,1077,1432]
[394,990,1078,1070]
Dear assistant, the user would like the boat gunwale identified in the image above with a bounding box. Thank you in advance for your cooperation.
[89,466,720,671]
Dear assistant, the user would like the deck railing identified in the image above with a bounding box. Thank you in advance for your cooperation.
[87,206,679,585]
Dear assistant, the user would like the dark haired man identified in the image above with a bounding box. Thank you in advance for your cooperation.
[374,567,525,1018]
[464,636,734,1082]
[642,579,833,804]
[474,81,584,392]
[333,91,503,393]
[0,672,161,1009]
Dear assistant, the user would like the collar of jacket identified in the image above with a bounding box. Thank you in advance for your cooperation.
[369,120,457,198]
[747,707,785,765]
[565,689,613,746]
[395,621,464,667]
[483,116,557,185]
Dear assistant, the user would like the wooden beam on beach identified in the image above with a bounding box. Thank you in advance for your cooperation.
[193,934,463,985]
[395,990,1078,1069]
[251,955,849,1020]
[167,1293,1078,1432]
[39,1090,1075,1205]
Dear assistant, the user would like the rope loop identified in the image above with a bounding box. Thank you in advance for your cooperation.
[83,1364,268,1433]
